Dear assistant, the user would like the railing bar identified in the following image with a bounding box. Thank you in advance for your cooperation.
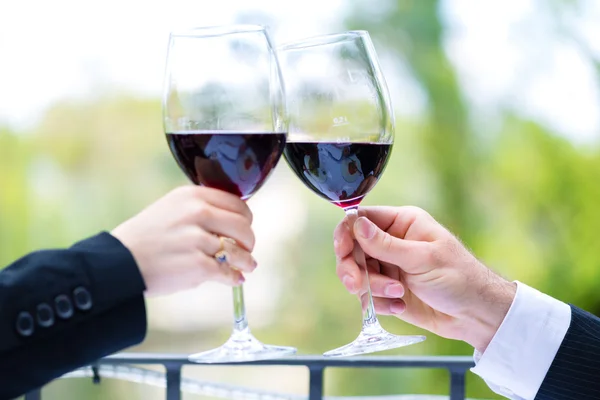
[308,367,324,400]
[165,365,182,400]
[449,368,467,400]
[100,353,475,369]
[24,390,41,400]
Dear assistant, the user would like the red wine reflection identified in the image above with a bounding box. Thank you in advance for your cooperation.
[284,141,391,208]
[167,132,286,199]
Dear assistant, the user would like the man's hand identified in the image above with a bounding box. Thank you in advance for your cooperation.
[334,206,516,352]
[112,186,256,297]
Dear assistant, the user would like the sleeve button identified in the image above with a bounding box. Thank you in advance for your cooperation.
[36,303,55,328]
[54,294,74,319]
[73,286,93,311]
[16,312,34,337]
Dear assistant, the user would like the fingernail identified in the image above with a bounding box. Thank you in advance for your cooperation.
[251,257,258,269]
[390,300,405,314]
[342,275,355,292]
[333,239,339,252]
[385,283,404,298]
[356,217,375,239]
[237,274,246,285]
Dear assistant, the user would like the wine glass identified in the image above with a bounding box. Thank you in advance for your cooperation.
[278,31,426,357]
[162,25,296,363]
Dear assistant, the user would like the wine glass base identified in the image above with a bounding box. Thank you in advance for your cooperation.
[323,330,426,357]
[189,331,297,363]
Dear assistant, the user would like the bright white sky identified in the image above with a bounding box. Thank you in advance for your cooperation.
[1,0,599,142]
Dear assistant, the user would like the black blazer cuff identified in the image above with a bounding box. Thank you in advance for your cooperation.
[0,232,147,354]
[71,232,147,310]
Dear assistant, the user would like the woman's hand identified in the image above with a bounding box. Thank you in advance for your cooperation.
[112,186,256,296]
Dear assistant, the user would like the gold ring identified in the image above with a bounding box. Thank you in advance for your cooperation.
[215,237,236,264]
[214,237,229,263]
[215,237,240,269]
[218,236,226,252]
[214,250,228,264]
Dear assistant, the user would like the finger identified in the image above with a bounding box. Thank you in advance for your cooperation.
[197,253,246,286]
[353,216,431,273]
[336,256,362,294]
[359,206,445,240]
[333,219,353,259]
[360,271,405,298]
[215,262,246,286]
[372,297,406,316]
[204,236,257,273]
[189,186,253,223]
[222,240,257,273]
[198,206,255,251]
[357,206,420,238]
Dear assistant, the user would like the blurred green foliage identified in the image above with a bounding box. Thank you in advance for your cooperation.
[3,0,600,399]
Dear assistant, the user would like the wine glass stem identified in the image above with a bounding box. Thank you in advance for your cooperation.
[345,207,381,333]
[232,285,249,333]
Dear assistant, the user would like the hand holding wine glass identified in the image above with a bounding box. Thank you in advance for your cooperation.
[333,206,517,353]
[279,31,426,356]
[112,186,255,296]
[162,25,295,363]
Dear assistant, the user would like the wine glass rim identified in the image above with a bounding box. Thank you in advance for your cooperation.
[170,24,266,38]
[277,30,370,51]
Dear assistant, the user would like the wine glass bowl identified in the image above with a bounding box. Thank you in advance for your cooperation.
[166,132,286,199]
[162,25,296,363]
[279,31,426,357]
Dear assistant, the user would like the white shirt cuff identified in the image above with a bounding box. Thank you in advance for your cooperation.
[471,281,571,400]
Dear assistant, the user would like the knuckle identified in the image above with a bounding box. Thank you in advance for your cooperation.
[192,185,209,196]
[335,260,347,276]
[429,240,454,267]
[182,185,202,199]
[414,205,427,215]
[201,230,219,252]
[187,227,207,251]
[381,232,395,254]
[335,259,353,278]
[174,185,191,196]
[405,205,428,218]
[195,204,213,221]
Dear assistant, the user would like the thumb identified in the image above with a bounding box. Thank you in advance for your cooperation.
[354,217,426,271]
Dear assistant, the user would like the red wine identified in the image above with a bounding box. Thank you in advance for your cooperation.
[167,132,286,199]
[284,141,392,208]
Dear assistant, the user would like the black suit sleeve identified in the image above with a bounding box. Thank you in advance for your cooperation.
[0,232,147,399]
[536,305,600,400]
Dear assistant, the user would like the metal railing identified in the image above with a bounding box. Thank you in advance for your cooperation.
[25,353,475,400]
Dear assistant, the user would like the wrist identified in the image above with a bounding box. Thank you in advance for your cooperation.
[462,273,517,353]
[110,228,151,292]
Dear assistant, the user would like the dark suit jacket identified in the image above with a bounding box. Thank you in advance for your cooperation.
[536,305,600,399]
[0,232,147,399]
